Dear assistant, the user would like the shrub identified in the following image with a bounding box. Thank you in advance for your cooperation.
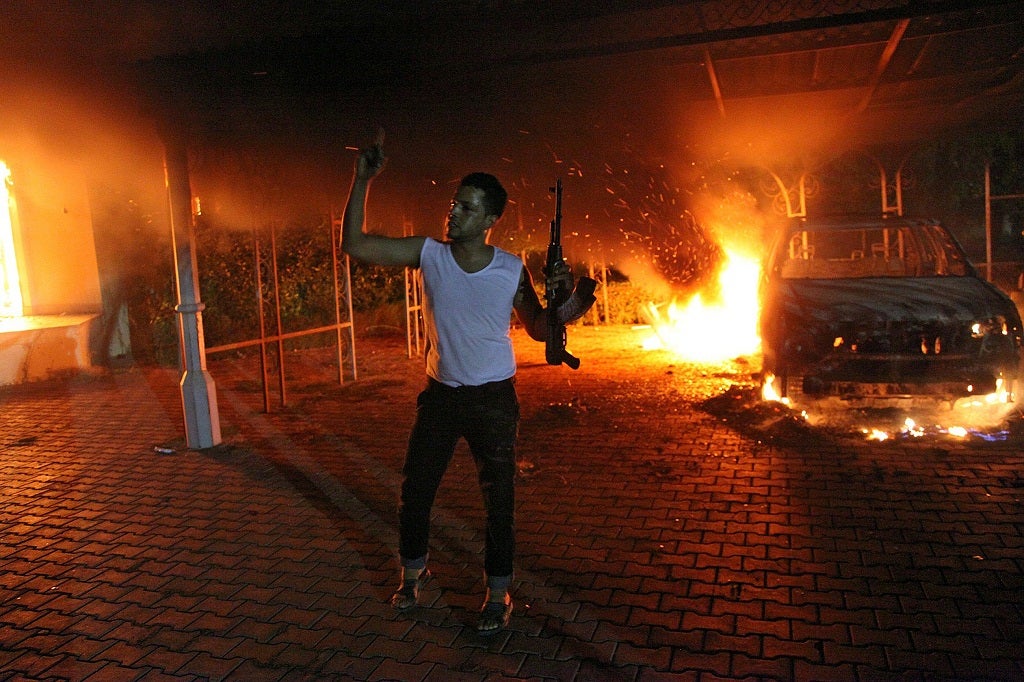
[124,212,652,364]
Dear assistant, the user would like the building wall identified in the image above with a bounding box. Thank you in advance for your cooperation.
[9,155,102,316]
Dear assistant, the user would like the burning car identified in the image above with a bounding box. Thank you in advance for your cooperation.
[759,216,1023,407]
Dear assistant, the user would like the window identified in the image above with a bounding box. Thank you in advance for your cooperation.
[1,160,23,317]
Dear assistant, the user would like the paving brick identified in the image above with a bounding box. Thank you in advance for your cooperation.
[135,668,199,681]
[637,668,699,682]
[84,661,159,681]
[183,612,244,637]
[591,621,651,647]
[553,635,616,666]
[361,632,422,662]
[12,651,76,678]
[216,659,289,681]
[423,668,500,682]
[413,639,472,670]
[703,630,763,658]
[133,646,199,675]
[947,653,1023,681]
[612,641,672,669]
[791,660,859,682]
[680,611,735,634]
[363,657,437,682]
[730,652,795,680]
[0,327,1021,680]
[668,649,732,677]
[178,652,245,679]
[142,628,196,653]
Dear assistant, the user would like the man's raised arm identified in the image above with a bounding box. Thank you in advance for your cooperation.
[341,133,424,267]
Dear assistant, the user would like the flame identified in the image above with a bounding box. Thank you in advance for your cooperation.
[767,376,1017,442]
[641,248,762,362]
[761,372,789,405]
[862,417,975,441]
[1,160,24,317]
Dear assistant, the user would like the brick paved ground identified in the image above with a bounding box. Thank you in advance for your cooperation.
[0,325,1021,681]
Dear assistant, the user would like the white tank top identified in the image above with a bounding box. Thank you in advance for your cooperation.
[419,238,523,387]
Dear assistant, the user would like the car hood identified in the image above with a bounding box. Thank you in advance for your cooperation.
[765,276,1020,326]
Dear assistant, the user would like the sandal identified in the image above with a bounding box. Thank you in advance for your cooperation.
[389,569,430,611]
[476,593,512,635]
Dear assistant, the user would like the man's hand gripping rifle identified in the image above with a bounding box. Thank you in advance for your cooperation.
[544,179,597,369]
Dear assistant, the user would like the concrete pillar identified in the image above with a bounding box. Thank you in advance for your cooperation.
[163,131,221,449]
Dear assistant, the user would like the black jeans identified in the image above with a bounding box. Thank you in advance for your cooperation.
[398,377,519,581]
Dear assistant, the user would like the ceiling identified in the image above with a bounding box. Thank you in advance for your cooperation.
[129,0,1024,155]
[2,1,1022,188]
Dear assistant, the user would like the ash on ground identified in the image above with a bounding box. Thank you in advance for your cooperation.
[702,385,1024,445]
[699,385,828,447]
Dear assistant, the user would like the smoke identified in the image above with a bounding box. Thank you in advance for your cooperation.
[688,182,771,259]
[0,4,848,270]
[676,88,870,171]
[0,3,169,220]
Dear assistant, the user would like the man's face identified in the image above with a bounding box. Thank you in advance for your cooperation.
[447,186,496,243]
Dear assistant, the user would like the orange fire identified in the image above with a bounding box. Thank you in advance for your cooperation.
[760,372,788,404]
[769,374,1016,441]
[640,247,762,362]
[638,236,1016,441]
[1,159,23,317]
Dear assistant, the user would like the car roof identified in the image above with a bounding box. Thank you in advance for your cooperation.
[788,216,942,231]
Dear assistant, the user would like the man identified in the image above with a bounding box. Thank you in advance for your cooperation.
[341,135,593,635]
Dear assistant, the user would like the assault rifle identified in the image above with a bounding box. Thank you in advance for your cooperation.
[544,179,597,369]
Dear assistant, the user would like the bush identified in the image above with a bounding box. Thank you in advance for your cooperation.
[125,213,411,363]
[124,212,651,365]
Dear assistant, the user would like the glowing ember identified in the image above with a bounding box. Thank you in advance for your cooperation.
[764,374,1017,442]
[761,372,788,404]
[863,417,977,441]
[641,249,761,362]
[789,389,1015,442]
[1,160,23,317]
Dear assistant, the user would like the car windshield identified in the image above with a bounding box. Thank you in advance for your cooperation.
[777,222,972,279]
